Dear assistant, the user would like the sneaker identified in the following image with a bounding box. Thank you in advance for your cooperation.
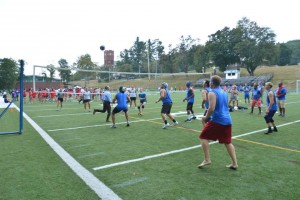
[192,116,197,120]
[282,114,285,117]
[111,125,117,128]
[278,113,282,117]
[126,123,130,127]
[162,123,170,129]
[273,127,278,132]
[185,119,192,122]
[172,121,179,126]
[264,129,272,134]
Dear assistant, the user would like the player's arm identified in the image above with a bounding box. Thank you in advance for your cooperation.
[201,90,207,108]
[203,92,216,122]
[156,89,165,103]
[127,95,131,103]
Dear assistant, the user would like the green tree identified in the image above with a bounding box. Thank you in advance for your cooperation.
[46,64,56,84]
[175,35,198,73]
[0,58,19,90]
[278,43,292,66]
[206,27,240,72]
[58,59,71,82]
[286,40,300,65]
[193,45,210,73]
[131,37,146,73]
[74,54,96,84]
[234,17,276,75]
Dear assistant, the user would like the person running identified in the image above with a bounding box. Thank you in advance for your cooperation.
[276,82,287,117]
[128,86,137,108]
[264,82,278,134]
[201,79,211,127]
[93,86,112,122]
[250,83,262,114]
[183,81,196,122]
[111,86,131,128]
[198,75,238,170]
[155,82,178,129]
[56,88,64,111]
[83,87,91,112]
[137,88,147,115]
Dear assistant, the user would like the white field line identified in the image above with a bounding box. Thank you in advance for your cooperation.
[68,144,92,149]
[33,112,90,118]
[47,117,168,132]
[93,119,300,171]
[15,107,122,200]
[111,177,149,189]
[78,152,105,159]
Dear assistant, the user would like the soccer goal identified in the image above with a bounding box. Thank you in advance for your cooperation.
[0,60,24,135]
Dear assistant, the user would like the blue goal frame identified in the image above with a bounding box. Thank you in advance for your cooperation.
[0,60,24,135]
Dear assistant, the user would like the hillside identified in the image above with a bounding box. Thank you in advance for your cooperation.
[69,65,300,91]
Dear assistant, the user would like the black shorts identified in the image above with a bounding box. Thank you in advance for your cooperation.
[130,97,136,101]
[161,103,172,114]
[58,98,63,102]
[186,102,194,111]
[140,100,147,104]
[83,99,90,103]
[112,107,128,114]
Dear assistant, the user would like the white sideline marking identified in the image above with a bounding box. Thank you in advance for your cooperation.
[93,119,300,171]
[16,107,122,200]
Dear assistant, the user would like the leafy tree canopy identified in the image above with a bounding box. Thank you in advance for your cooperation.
[0,58,19,90]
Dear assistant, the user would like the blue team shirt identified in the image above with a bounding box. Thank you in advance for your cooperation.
[266,90,278,111]
[277,87,287,100]
[211,87,232,125]
[252,89,261,100]
[139,92,147,103]
[186,87,194,103]
[162,89,172,104]
[116,92,128,110]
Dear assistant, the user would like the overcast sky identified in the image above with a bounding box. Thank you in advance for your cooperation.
[0,0,299,76]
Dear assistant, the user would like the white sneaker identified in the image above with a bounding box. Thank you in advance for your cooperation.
[162,123,170,129]
[172,121,179,126]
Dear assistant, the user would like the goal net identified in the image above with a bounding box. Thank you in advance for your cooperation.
[32,65,211,94]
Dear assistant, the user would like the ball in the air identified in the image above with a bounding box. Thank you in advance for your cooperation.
[100,45,105,51]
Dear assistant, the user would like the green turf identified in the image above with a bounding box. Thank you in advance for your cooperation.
[1,91,300,199]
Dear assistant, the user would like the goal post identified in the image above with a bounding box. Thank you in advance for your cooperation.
[0,60,24,135]
[296,80,300,94]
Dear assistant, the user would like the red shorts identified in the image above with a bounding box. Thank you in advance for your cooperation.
[251,99,261,107]
[199,121,232,144]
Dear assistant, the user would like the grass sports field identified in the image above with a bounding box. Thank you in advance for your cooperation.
[1,91,300,200]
